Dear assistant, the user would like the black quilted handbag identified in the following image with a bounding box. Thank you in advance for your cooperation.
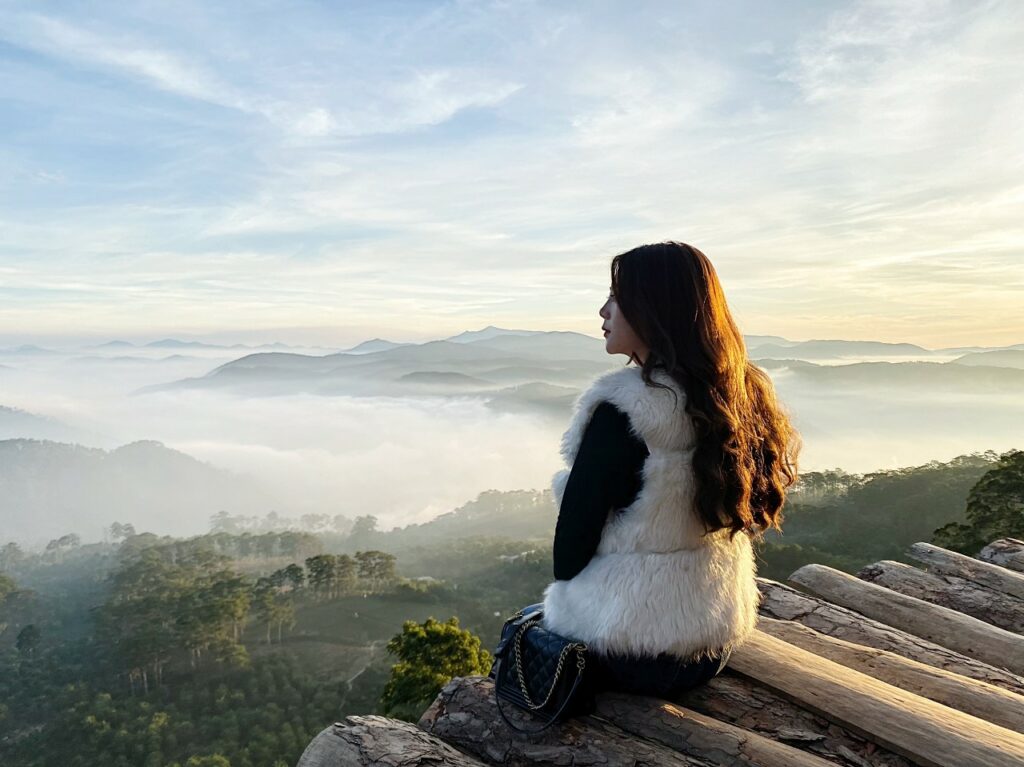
[488,606,595,733]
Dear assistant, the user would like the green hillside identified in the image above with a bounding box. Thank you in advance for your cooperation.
[3,449,1021,767]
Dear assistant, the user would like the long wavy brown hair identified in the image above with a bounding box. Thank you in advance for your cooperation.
[610,241,801,543]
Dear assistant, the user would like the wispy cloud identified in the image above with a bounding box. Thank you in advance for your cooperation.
[0,0,1021,347]
[6,14,254,111]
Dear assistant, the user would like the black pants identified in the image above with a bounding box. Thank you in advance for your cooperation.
[589,646,730,700]
[522,602,730,701]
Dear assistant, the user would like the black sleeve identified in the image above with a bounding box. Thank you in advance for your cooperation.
[552,400,649,581]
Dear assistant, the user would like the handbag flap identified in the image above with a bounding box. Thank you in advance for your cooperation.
[494,609,543,658]
[501,622,583,704]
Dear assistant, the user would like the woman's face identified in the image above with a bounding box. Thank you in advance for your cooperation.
[599,289,649,364]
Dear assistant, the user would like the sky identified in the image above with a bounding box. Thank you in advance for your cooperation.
[1,0,1022,350]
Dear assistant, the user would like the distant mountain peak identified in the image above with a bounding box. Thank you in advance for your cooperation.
[111,439,171,454]
[146,339,220,349]
[444,326,541,344]
[341,338,410,354]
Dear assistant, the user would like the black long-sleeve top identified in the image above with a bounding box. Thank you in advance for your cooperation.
[552,401,649,581]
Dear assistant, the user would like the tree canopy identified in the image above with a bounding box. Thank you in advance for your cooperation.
[933,448,1024,554]
[380,616,492,721]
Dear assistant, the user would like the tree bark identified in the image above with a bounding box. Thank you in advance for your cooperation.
[296,716,489,766]
[788,564,1024,675]
[907,541,1024,601]
[727,629,1024,767]
[756,615,1024,732]
[978,537,1024,573]
[591,691,838,767]
[678,671,913,766]
[756,577,1024,694]
[420,674,909,767]
[856,559,1024,634]
[419,675,722,766]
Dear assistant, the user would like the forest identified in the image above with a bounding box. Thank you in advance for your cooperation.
[0,448,1020,767]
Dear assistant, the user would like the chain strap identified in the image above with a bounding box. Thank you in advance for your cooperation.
[512,619,586,710]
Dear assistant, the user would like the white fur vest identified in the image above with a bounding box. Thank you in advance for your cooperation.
[541,364,761,663]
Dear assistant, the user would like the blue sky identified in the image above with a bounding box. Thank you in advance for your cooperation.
[1,0,1021,348]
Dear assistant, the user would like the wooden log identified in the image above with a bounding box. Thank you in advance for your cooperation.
[856,558,1024,634]
[296,716,489,766]
[678,671,914,766]
[418,675,718,766]
[979,537,1024,573]
[727,629,1024,767]
[907,541,1024,600]
[788,563,1024,675]
[757,615,1024,732]
[419,675,909,765]
[757,577,1024,694]
[591,692,837,767]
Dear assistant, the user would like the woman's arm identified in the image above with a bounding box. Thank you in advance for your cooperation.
[552,400,648,581]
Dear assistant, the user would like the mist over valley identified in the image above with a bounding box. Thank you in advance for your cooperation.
[2,327,1021,547]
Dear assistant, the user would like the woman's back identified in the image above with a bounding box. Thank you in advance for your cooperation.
[540,364,757,688]
[556,402,732,698]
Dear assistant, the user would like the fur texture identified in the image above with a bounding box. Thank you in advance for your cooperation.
[541,365,761,663]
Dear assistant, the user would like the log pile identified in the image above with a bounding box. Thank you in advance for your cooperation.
[296,537,1024,766]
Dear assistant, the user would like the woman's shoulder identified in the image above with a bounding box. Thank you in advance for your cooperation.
[586,400,648,455]
[592,398,627,418]
[587,399,630,432]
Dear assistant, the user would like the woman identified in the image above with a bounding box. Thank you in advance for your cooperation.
[531,241,801,701]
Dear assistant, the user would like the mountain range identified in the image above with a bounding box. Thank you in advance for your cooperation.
[129,328,1024,412]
